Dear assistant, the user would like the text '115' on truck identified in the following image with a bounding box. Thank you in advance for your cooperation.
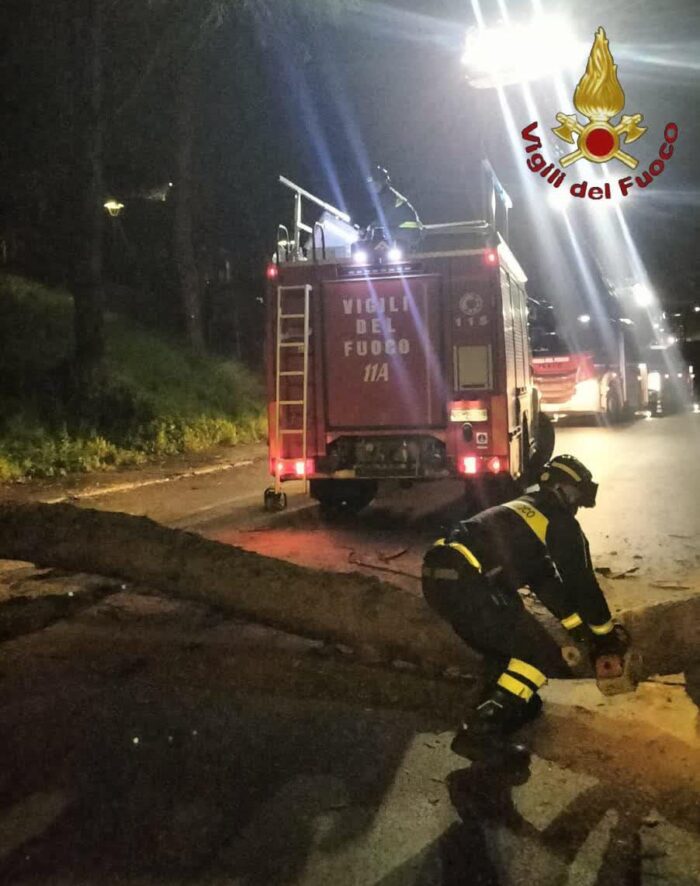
[263,173,554,513]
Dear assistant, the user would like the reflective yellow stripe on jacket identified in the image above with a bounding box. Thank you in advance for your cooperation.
[432,538,482,572]
[502,499,549,544]
[590,619,614,635]
[448,542,482,572]
[561,612,583,630]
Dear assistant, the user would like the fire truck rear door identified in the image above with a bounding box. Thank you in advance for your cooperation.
[322,275,445,429]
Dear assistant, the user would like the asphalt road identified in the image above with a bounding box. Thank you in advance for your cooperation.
[188,413,700,602]
[26,413,698,590]
[1,567,698,885]
[1,412,699,884]
[555,413,700,582]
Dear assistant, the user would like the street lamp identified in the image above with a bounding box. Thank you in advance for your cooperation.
[462,15,584,88]
[104,199,124,218]
[632,283,653,307]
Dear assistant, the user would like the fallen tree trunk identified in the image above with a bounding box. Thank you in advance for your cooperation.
[2,503,696,679]
[0,502,484,672]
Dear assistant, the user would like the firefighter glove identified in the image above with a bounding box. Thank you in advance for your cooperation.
[591,623,630,659]
[566,623,595,649]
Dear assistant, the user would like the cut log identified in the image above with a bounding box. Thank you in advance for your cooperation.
[0,503,484,672]
[1,503,696,679]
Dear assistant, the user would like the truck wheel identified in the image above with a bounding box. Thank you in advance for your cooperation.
[263,487,287,512]
[526,413,555,482]
[310,479,378,515]
[606,389,623,424]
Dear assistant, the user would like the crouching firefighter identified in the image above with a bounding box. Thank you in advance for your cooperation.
[422,455,631,762]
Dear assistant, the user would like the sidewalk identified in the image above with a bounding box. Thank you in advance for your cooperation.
[0,441,268,506]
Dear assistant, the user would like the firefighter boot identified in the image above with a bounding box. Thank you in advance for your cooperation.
[474,656,546,735]
[451,687,536,763]
[476,674,543,734]
[505,691,543,732]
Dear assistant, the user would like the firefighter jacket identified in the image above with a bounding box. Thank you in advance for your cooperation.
[446,488,614,637]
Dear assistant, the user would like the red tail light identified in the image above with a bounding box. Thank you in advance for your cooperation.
[266,263,279,280]
[275,458,314,478]
[487,456,502,474]
[483,248,498,266]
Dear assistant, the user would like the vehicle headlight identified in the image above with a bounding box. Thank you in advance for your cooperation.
[647,371,661,393]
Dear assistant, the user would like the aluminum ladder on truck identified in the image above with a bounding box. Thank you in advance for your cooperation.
[266,284,311,511]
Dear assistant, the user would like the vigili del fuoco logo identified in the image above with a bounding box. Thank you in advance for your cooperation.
[520,27,679,202]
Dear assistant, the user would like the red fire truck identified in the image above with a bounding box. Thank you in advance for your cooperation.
[264,177,554,512]
[529,299,649,421]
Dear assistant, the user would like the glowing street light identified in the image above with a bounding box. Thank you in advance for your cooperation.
[104,199,124,218]
[462,16,584,89]
[632,283,653,307]
[578,314,591,324]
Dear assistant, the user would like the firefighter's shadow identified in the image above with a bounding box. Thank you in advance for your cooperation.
[374,757,536,886]
[441,757,536,886]
[438,692,700,886]
[434,760,671,886]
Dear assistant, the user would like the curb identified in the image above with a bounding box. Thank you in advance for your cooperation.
[42,458,258,505]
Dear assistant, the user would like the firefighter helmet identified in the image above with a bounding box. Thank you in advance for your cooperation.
[539,454,598,508]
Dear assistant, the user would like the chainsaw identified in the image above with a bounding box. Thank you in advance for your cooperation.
[594,649,643,696]
[561,644,643,696]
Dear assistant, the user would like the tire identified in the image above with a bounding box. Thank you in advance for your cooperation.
[309,479,378,515]
[527,413,555,482]
[263,488,287,512]
[606,388,623,424]
[520,420,530,481]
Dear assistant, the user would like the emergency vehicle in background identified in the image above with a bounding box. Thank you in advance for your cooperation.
[529,298,649,422]
[264,174,554,512]
[646,354,695,415]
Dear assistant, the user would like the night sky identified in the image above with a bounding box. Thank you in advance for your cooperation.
[3,0,697,316]
[202,0,699,311]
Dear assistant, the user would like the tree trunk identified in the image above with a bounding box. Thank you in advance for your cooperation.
[73,0,106,384]
[0,501,488,675]
[173,54,205,352]
[0,502,695,682]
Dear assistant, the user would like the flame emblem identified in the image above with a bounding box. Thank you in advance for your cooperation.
[552,27,646,169]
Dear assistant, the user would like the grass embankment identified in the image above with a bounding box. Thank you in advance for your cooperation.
[0,275,266,481]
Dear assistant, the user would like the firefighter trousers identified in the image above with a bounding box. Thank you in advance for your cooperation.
[423,568,550,682]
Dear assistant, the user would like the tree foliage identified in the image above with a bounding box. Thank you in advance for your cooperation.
[1,0,355,364]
